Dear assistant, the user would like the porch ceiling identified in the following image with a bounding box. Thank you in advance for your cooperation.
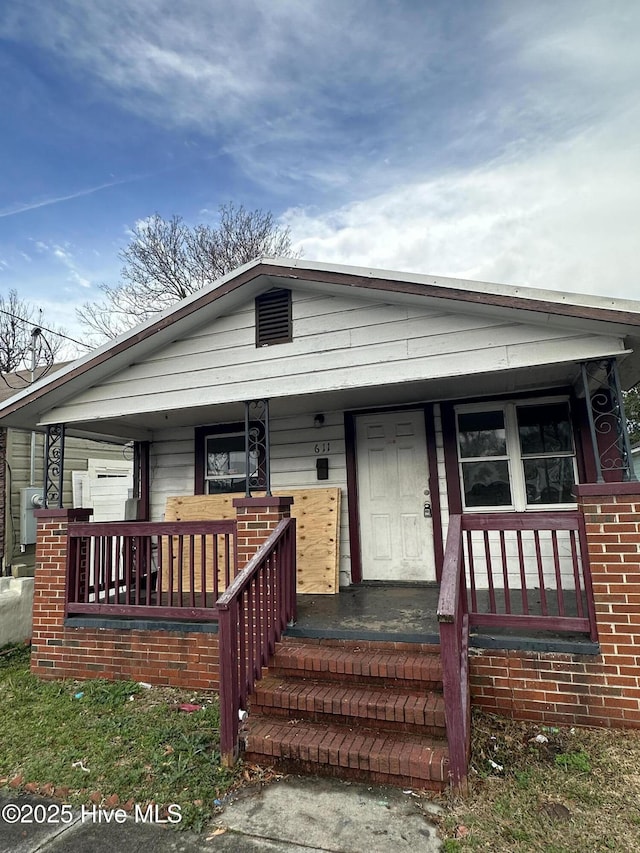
[59,359,588,442]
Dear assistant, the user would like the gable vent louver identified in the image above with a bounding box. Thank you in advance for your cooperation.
[255,288,292,346]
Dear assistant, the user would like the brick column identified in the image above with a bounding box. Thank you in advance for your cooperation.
[574,483,640,726]
[233,496,294,569]
[31,508,92,678]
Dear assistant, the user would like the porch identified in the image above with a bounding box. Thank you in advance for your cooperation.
[45,500,606,789]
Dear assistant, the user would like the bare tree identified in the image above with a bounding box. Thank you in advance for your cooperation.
[0,289,65,381]
[77,203,300,339]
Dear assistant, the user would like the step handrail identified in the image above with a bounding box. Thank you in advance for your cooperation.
[217,517,296,764]
[437,514,470,790]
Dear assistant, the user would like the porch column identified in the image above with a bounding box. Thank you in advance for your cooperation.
[574,483,640,726]
[133,440,150,520]
[31,508,92,678]
[580,358,637,483]
[44,423,66,508]
[233,496,293,570]
[244,399,271,497]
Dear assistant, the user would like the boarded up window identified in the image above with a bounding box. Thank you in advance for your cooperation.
[255,288,292,346]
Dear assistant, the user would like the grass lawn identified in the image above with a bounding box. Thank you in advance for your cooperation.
[3,642,640,846]
[439,710,640,852]
[0,643,243,832]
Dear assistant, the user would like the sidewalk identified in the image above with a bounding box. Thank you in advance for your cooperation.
[1,776,443,852]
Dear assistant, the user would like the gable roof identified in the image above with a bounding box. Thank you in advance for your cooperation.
[1,257,640,437]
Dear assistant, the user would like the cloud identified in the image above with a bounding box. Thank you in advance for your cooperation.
[2,0,639,308]
[35,241,92,290]
[284,102,640,300]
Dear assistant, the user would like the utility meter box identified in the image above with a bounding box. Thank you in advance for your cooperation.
[20,487,44,546]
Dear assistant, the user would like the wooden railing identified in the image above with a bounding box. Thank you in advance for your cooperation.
[66,520,237,620]
[460,511,597,640]
[437,515,470,790]
[438,510,597,788]
[217,517,297,764]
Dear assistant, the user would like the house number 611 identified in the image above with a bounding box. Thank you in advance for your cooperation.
[314,442,331,453]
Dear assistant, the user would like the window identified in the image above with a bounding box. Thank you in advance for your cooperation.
[456,399,577,511]
[194,424,265,494]
[255,288,292,346]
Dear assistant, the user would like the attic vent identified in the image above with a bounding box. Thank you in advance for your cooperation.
[255,288,292,346]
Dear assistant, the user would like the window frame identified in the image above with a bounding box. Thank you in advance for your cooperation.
[454,396,578,512]
[194,422,266,495]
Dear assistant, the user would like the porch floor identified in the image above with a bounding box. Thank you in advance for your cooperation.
[285,583,599,653]
[287,583,441,644]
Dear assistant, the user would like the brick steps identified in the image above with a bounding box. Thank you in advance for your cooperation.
[243,718,449,791]
[243,639,450,791]
[269,642,442,690]
[252,675,446,738]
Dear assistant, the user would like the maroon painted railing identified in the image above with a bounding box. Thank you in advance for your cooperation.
[437,515,470,790]
[460,511,597,640]
[217,517,297,764]
[66,520,237,620]
[438,510,598,788]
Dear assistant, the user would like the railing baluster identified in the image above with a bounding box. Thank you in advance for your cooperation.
[213,533,220,598]
[246,584,254,693]
[146,536,153,605]
[94,540,100,600]
[484,530,496,613]
[200,534,207,609]
[133,536,141,606]
[533,530,548,616]
[168,534,174,609]
[466,530,477,614]
[189,534,196,608]
[240,590,248,705]
[569,529,585,618]
[499,530,510,614]
[177,534,184,608]
[254,573,262,678]
[157,535,164,607]
[551,530,564,617]
[516,530,529,615]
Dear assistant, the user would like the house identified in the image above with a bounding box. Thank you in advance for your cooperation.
[0,257,639,790]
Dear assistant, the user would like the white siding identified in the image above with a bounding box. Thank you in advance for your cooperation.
[148,406,457,588]
[149,409,352,584]
[41,289,626,424]
[4,429,127,568]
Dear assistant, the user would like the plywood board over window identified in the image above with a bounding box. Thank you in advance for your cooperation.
[164,487,341,594]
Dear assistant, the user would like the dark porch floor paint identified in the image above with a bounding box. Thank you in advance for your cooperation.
[286,583,599,655]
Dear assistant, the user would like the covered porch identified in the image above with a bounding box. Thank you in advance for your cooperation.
[37,352,631,645]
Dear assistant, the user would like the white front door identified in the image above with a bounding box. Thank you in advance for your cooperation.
[356,410,435,582]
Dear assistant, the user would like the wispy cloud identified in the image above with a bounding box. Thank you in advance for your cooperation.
[0,175,147,220]
[35,241,92,289]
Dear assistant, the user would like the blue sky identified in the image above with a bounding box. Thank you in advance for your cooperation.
[1,1,639,354]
